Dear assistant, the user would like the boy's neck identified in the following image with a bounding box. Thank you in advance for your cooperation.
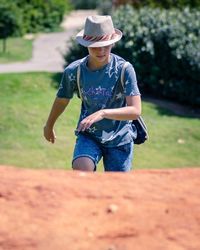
[87,55,111,71]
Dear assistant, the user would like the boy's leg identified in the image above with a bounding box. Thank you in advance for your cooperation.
[72,134,102,171]
[73,157,95,171]
[103,142,134,172]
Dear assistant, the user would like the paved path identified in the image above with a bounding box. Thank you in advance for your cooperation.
[0,10,97,73]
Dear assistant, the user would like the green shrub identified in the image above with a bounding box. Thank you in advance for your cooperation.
[112,5,200,106]
[14,0,72,34]
[64,6,200,107]
[64,39,88,66]
[70,0,200,9]
[69,0,113,14]
[0,1,22,51]
[114,0,200,9]
[69,0,100,9]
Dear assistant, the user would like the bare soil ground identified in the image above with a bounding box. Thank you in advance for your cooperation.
[0,166,200,250]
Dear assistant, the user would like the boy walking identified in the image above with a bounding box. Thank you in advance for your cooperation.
[44,15,141,171]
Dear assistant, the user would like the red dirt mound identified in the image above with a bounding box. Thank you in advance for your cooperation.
[0,166,200,250]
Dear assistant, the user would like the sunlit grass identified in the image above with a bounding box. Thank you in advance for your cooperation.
[0,72,199,170]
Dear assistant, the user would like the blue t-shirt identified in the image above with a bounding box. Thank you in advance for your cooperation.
[57,53,140,147]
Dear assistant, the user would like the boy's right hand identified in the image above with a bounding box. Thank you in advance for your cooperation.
[43,125,56,144]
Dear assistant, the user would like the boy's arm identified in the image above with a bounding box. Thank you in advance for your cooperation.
[103,95,141,120]
[44,97,70,143]
[77,95,141,132]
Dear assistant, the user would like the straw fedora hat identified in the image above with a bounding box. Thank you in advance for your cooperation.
[76,15,122,48]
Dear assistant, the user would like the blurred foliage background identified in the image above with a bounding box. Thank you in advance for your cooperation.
[65,1,200,108]
[112,0,200,9]
[112,6,200,107]
[0,0,72,38]
[70,0,200,13]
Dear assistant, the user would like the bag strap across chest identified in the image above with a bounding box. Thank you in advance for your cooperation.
[77,64,82,101]
[120,61,129,88]
[120,61,149,143]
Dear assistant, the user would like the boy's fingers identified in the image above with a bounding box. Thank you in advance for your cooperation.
[51,133,56,143]
[44,126,56,143]
[49,137,55,143]
[49,138,54,143]
[78,118,94,131]
[47,132,56,143]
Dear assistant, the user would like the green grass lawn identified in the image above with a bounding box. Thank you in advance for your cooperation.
[0,37,33,63]
[0,72,199,170]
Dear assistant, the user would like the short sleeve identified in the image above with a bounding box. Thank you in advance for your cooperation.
[123,63,140,96]
[56,68,77,99]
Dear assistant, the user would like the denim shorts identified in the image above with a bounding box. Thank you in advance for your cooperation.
[72,133,134,172]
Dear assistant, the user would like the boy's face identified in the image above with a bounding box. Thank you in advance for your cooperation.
[88,44,113,64]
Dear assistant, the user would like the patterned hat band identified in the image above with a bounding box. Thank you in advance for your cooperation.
[83,33,117,42]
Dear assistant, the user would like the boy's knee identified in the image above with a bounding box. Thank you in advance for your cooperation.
[72,157,95,171]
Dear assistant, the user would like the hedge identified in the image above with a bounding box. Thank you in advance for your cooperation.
[0,1,22,39]
[112,5,200,106]
[64,6,200,107]
[69,0,100,9]
[113,0,200,9]
[70,0,200,10]
[0,0,72,36]
[0,0,23,52]
[16,0,72,34]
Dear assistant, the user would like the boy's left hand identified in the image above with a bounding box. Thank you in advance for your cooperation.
[77,110,105,132]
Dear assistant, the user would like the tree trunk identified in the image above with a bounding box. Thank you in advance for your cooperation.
[3,38,6,53]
